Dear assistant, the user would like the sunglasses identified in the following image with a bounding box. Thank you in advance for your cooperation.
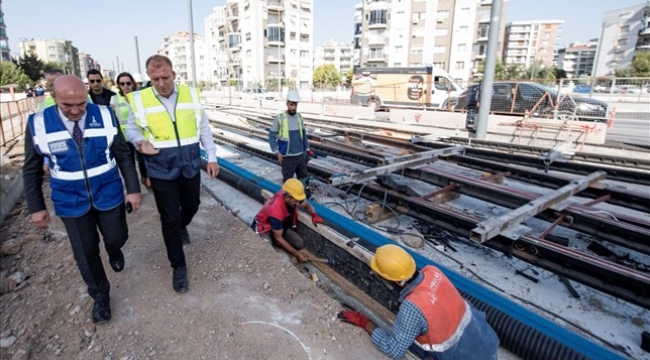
[89,79,102,83]
[119,82,132,86]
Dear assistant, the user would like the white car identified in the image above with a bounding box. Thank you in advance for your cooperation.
[238,88,275,101]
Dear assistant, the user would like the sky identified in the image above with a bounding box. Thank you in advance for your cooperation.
[3,0,646,75]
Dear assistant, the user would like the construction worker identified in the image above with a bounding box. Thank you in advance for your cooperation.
[338,244,499,360]
[87,69,116,106]
[268,90,314,198]
[110,72,151,188]
[252,179,324,263]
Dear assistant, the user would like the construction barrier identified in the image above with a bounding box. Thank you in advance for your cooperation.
[1,97,39,146]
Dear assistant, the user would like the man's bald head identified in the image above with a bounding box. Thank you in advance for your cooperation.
[53,76,88,121]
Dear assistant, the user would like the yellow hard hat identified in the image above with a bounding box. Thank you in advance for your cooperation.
[282,178,306,201]
[370,245,416,282]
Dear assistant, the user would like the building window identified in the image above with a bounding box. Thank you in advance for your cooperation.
[477,25,488,38]
[618,38,628,46]
[369,10,387,25]
[245,32,251,41]
[460,8,469,18]
[459,26,468,35]
[411,48,424,54]
[432,62,444,69]
[437,10,449,20]
[433,45,446,53]
[620,25,630,33]
[435,28,448,37]
[267,26,285,42]
[457,43,466,52]
[455,61,464,70]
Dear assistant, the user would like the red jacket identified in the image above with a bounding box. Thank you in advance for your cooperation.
[255,190,298,235]
[406,266,470,352]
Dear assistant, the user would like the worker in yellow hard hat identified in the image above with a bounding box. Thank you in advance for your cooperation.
[338,244,499,360]
[252,179,324,263]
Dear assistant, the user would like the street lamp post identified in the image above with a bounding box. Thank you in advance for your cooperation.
[188,0,198,87]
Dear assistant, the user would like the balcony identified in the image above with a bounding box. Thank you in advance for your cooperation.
[369,22,388,30]
[267,55,285,63]
[639,27,650,36]
[367,36,387,45]
[367,54,386,62]
[227,9,239,20]
[267,0,283,12]
[267,26,285,46]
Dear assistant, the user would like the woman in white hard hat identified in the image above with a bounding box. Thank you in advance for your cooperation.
[338,244,499,360]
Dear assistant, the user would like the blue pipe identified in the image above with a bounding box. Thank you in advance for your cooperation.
[217,157,626,360]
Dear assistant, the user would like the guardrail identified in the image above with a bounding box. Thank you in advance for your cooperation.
[1,97,38,146]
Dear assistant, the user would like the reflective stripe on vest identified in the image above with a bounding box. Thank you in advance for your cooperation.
[128,86,202,149]
[110,93,131,129]
[406,266,471,353]
[32,106,118,181]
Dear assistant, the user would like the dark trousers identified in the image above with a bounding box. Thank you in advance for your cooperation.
[252,220,304,250]
[61,204,128,302]
[126,142,148,179]
[150,173,201,268]
[281,153,309,182]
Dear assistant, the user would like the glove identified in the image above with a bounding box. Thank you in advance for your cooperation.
[311,213,324,227]
[306,149,315,163]
[337,310,370,329]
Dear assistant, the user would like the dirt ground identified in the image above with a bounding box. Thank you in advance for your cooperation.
[0,151,390,359]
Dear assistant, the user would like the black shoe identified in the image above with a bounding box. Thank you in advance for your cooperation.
[92,300,111,324]
[181,228,191,245]
[108,251,125,272]
[173,267,189,293]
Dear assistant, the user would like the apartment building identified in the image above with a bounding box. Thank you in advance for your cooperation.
[205,5,230,86]
[502,20,563,70]
[353,0,507,83]
[78,52,101,78]
[207,0,314,90]
[313,40,354,77]
[594,1,650,76]
[0,0,10,61]
[556,40,597,77]
[18,38,80,76]
[157,31,209,85]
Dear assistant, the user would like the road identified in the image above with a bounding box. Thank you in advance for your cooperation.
[606,116,650,148]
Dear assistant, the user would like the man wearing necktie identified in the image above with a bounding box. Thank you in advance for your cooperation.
[23,75,141,325]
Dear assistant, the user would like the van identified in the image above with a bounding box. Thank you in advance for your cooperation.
[350,66,465,111]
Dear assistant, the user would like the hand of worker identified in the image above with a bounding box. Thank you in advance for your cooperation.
[207,162,220,179]
[125,193,142,213]
[311,213,324,227]
[276,152,283,164]
[295,252,309,263]
[137,140,160,155]
[31,210,51,229]
[337,310,370,329]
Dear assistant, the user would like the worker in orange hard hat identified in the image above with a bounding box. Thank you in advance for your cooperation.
[338,244,499,360]
[252,179,324,263]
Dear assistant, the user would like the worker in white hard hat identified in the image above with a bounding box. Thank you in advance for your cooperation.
[268,89,315,198]
[338,245,500,360]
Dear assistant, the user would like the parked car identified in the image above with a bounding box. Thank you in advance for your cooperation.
[612,85,643,94]
[456,82,608,122]
[238,88,275,101]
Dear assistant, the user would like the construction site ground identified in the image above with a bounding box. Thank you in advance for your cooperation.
[0,140,390,360]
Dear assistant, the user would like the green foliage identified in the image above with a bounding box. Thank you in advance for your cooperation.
[553,67,568,80]
[477,59,507,80]
[345,68,354,84]
[614,67,635,78]
[264,77,294,91]
[631,51,650,77]
[504,64,524,80]
[43,61,68,74]
[0,61,31,90]
[313,64,342,89]
[228,79,240,86]
[18,54,45,82]
[524,61,556,80]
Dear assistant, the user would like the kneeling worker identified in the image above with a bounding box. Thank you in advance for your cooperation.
[338,244,499,360]
[252,179,324,263]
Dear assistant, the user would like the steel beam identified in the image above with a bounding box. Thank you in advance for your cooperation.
[470,171,607,243]
[329,146,464,186]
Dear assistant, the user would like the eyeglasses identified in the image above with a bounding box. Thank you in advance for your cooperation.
[89,79,102,84]
[119,82,132,86]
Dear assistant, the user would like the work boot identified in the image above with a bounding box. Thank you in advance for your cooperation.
[173,266,189,293]
[180,227,191,245]
[92,300,111,324]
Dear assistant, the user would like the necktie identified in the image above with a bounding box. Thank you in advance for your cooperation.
[72,121,83,148]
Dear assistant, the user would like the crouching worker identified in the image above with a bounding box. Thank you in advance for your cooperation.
[252,179,324,263]
[338,245,499,360]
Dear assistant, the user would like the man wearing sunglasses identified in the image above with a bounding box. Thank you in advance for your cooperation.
[87,69,116,106]
[252,179,324,263]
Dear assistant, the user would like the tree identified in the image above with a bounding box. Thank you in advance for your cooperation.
[477,59,507,80]
[0,61,32,90]
[504,64,524,80]
[552,67,568,80]
[525,61,556,81]
[631,51,650,77]
[345,68,354,84]
[18,54,45,82]
[43,61,68,74]
[313,64,342,89]
[614,67,635,78]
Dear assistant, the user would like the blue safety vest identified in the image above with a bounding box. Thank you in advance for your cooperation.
[28,105,124,217]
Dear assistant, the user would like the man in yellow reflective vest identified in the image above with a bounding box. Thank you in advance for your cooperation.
[125,55,219,294]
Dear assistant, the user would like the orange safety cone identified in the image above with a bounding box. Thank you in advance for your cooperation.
[607,107,616,128]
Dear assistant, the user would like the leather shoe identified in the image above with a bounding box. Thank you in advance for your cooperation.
[181,227,191,245]
[108,251,125,272]
[92,300,111,324]
[173,266,189,293]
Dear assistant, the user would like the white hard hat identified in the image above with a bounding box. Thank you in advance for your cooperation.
[286,90,300,102]
[133,73,143,83]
